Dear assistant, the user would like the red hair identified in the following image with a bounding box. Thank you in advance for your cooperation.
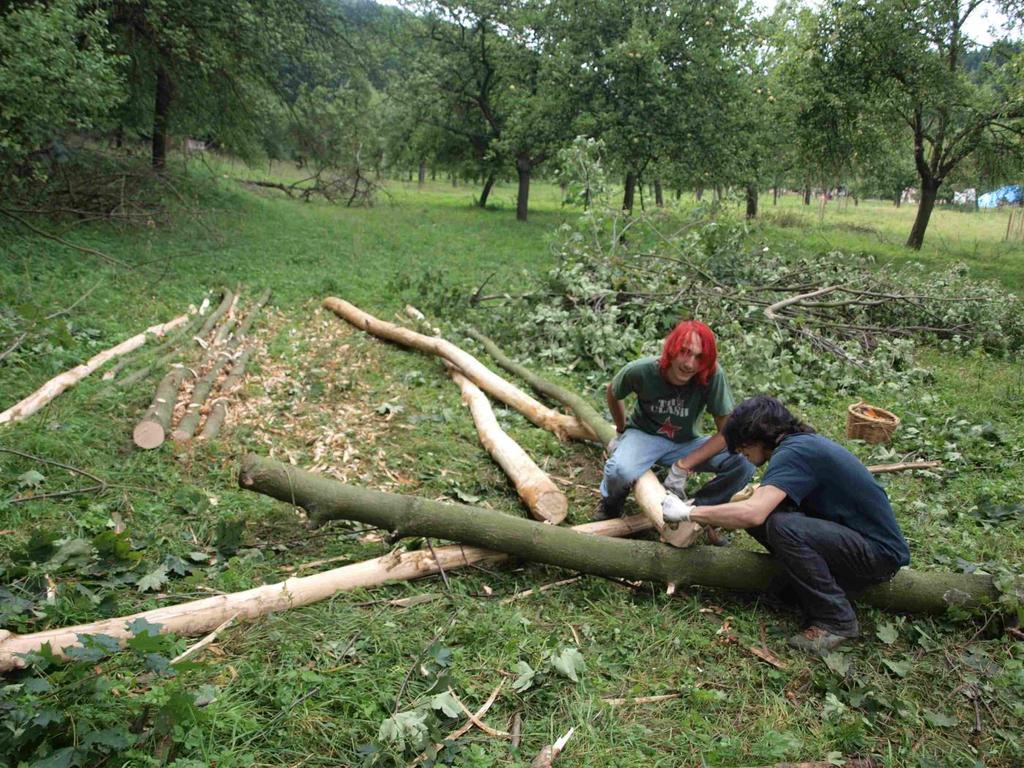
[659,320,717,387]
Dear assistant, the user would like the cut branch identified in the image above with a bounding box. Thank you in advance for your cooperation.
[466,328,701,547]
[764,285,841,321]
[239,454,1001,617]
[322,298,595,442]
[132,365,189,449]
[448,366,567,524]
[0,505,651,671]
[0,312,190,425]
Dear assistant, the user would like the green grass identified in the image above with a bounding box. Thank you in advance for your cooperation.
[1,166,1022,767]
[757,193,1024,291]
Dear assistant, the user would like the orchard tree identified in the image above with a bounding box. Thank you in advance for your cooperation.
[810,0,1024,248]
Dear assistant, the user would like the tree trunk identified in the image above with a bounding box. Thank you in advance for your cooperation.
[465,329,702,548]
[695,186,703,202]
[0,312,189,425]
[478,174,496,208]
[132,365,189,449]
[622,172,636,212]
[448,367,567,524]
[803,186,811,205]
[906,178,941,250]
[654,179,664,208]
[746,184,758,219]
[238,455,1001,617]
[152,65,172,170]
[322,298,595,441]
[516,155,531,222]
[0,509,650,671]
[418,162,426,185]
[773,186,779,206]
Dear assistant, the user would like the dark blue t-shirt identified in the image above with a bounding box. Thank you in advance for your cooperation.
[761,433,910,566]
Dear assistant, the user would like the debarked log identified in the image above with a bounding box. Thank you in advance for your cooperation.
[466,328,701,548]
[448,366,567,524]
[0,311,190,425]
[0,507,651,671]
[322,297,596,442]
[239,454,1002,616]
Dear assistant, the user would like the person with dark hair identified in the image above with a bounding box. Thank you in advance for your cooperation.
[663,394,911,654]
[595,320,755,530]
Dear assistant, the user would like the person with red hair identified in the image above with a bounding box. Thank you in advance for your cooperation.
[595,319,754,525]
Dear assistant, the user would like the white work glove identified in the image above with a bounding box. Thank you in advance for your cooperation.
[661,494,695,528]
[663,465,690,499]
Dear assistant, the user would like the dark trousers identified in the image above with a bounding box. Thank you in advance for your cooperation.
[746,509,900,636]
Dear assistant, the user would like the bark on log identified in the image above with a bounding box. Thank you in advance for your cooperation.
[466,328,701,547]
[173,289,269,442]
[132,365,189,449]
[171,355,232,442]
[322,298,595,442]
[197,347,252,440]
[0,312,190,425]
[0,509,651,671]
[448,366,567,524]
[196,286,234,340]
[102,309,206,382]
[239,455,1001,617]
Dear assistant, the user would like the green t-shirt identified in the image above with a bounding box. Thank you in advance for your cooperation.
[610,356,735,442]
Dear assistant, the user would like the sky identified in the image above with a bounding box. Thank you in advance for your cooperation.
[377,0,1019,46]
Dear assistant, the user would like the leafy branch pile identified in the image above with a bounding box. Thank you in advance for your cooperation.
[405,202,1023,406]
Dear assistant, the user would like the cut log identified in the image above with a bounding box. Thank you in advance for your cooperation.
[467,328,701,547]
[0,511,651,671]
[197,346,252,440]
[102,309,207,382]
[171,354,232,442]
[865,460,939,474]
[196,286,234,340]
[322,298,596,442]
[132,365,189,449]
[448,366,567,524]
[239,454,1002,617]
[173,289,269,442]
[0,312,190,425]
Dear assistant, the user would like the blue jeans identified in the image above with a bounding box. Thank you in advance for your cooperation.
[600,429,755,507]
[746,509,901,636]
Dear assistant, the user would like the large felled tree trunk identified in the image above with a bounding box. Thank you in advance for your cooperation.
[239,455,1002,616]
[466,329,701,547]
[322,298,594,442]
[906,177,941,250]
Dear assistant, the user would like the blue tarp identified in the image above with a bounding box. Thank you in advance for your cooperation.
[978,184,1023,208]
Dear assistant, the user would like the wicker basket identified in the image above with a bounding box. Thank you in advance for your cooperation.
[846,401,900,444]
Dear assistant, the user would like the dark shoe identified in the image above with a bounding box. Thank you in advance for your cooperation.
[787,626,857,655]
[593,495,625,521]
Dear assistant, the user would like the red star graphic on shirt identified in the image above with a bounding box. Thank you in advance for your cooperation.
[657,418,680,439]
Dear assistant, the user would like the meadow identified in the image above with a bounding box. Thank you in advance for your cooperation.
[1,167,1023,767]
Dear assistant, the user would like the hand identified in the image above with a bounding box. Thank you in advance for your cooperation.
[661,494,694,528]
[664,465,690,499]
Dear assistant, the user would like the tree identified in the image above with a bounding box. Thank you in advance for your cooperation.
[0,1,123,173]
[809,0,1024,248]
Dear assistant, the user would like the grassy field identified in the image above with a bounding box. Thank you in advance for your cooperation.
[1,168,1023,767]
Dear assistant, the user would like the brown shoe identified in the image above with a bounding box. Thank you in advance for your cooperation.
[787,626,857,655]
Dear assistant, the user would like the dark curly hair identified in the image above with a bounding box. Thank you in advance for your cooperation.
[722,395,815,453]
